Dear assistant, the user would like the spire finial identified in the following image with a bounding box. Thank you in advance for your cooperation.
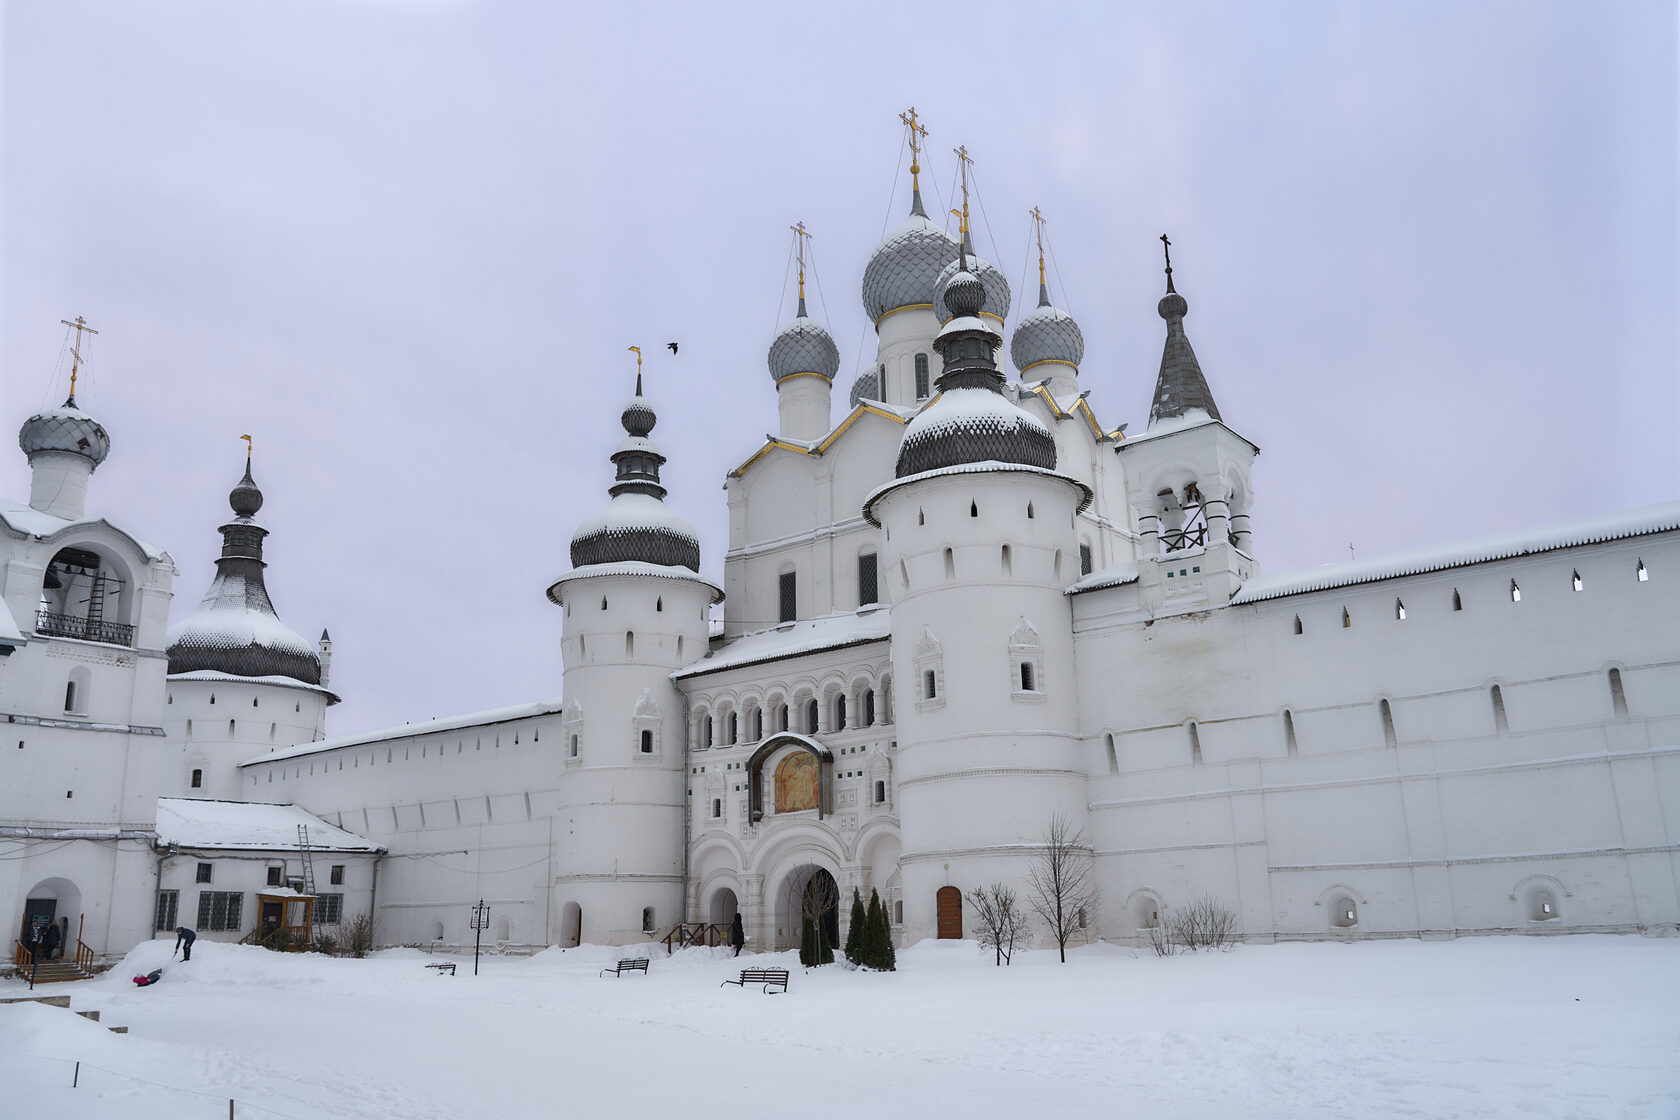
[953,145,973,242]
[1031,206,1049,306]
[58,315,99,405]
[789,220,812,315]
[241,433,253,461]
[1160,233,1175,295]
[899,107,928,195]
[628,345,642,394]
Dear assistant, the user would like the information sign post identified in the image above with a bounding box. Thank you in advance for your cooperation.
[470,900,490,976]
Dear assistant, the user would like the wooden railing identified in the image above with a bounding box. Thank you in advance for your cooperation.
[662,923,728,955]
[12,940,34,974]
[74,938,95,973]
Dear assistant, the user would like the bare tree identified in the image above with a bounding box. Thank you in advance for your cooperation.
[784,871,841,965]
[967,883,1029,966]
[1026,813,1098,963]
[1168,894,1240,952]
[1145,918,1176,958]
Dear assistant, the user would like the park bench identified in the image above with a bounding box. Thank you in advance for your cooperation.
[425,961,456,976]
[721,967,788,994]
[600,957,649,978]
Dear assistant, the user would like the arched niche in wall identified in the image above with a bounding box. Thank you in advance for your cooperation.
[745,733,833,823]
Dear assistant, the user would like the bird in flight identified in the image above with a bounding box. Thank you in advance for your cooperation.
[667,342,679,354]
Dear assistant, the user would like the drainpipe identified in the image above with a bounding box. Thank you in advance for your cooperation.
[370,851,384,939]
[672,675,692,926]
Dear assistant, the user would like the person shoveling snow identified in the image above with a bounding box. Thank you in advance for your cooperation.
[133,968,164,987]
[173,926,196,961]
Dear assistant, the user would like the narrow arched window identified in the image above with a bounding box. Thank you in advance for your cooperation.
[1293,615,1303,635]
[1571,570,1582,592]
[1284,709,1298,757]
[944,548,955,580]
[752,708,764,740]
[1380,699,1396,748]
[1395,598,1406,620]
[191,768,203,789]
[917,508,924,526]
[924,670,937,700]
[806,698,819,734]
[1104,733,1118,773]
[1001,544,1012,576]
[1342,607,1351,628]
[702,716,713,748]
[1020,662,1035,691]
[862,690,875,727]
[601,596,608,610]
[640,729,654,754]
[1609,667,1628,719]
[970,501,978,518]
[63,681,76,712]
[1637,558,1648,581]
[656,597,663,611]
[712,798,722,818]
[1188,721,1202,764]
[914,352,930,399]
[1510,579,1521,602]
[642,907,655,933]
[1491,685,1508,736]
[874,780,886,804]
[625,631,634,658]
[1452,588,1463,611]
[728,711,738,744]
[1080,543,1093,576]
[1026,502,1034,519]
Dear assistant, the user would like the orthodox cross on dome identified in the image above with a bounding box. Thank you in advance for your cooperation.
[628,345,643,394]
[899,107,928,192]
[1031,205,1048,292]
[789,220,812,305]
[1160,233,1176,294]
[59,315,99,401]
[952,145,974,239]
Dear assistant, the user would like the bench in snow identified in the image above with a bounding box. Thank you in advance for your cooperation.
[600,958,649,978]
[425,962,456,976]
[721,967,788,994]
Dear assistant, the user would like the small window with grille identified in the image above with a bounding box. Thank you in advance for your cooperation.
[779,571,797,623]
[858,553,878,606]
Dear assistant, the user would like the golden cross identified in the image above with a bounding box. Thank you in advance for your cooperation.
[953,145,974,236]
[59,315,99,399]
[899,107,928,189]
[1031,206,1048,289]
[789,221,811,302]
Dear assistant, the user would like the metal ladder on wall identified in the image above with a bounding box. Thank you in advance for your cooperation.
[297,825,317,896]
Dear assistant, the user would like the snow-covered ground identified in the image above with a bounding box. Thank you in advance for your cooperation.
[3,935,1677,1119]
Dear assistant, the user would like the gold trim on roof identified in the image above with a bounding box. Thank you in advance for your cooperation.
[816,403,908,454]
[774,371,834,386]
[1019,357,1078,375]
[873,302,934,327]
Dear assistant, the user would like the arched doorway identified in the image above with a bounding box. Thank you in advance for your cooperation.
[20,877,82,953]
[936,885,962,939]
[559,901,582,947]
[708,887,739,928]
[776,865,839,953]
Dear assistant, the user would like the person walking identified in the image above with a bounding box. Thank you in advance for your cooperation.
[729,912,745,957]
[173,926,197,961]
[41,920,61,962]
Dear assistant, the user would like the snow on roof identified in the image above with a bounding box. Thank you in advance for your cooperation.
[166,669,338,699]
[1068,561,1141,594]
[0,497,167,559]
[674,608,891,678]
[238,700,567,766]
[546,561,722,605]
[1115,411,1257,452]
[571,492,698,544]
[1233,500,1680,604]
[155,798,383,853]
[864,461,1093,525]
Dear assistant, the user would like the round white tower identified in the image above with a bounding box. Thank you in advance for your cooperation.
[546,377,720,946]
[163,454,337,800]
[864,261,1091,946]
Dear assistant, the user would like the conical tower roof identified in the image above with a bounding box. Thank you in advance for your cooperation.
[1147,251,1221,428]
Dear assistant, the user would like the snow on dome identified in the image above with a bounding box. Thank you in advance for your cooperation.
[1011,299,1085,374]
[932,253,1011,325]
[167,590,322,685]
[895,386,1056,478]
[767,313,840,383]
[569,491,701,572]
[861,210,959,323]
[19,401,110,468]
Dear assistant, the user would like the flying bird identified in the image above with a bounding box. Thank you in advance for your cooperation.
[667,342,679,354]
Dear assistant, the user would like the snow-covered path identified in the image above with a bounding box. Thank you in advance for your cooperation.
[3,935,1676,1119]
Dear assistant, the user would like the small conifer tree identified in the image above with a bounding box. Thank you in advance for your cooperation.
[866,888,895,971]
[799,917,816,967]
[860,890,882,966]
[844,888,866,965]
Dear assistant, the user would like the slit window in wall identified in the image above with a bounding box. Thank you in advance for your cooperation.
[1452,588,1463,611]
[63,681,76,712]
[914,353,930,399]
[712,798,722,819]
[899,558,910,590]
[858,552,878,606]
[944,548,955,580]
[1000,544,1012,576]
[601,597,607,610]
[1331,896,1358,928]
[191,768,203,789]
[779,571,797,623]
[569,734,579,758]
[1637,558,1648,582]
[1342,607,1351,628]
[874,779,886,804]
[1379,699,1396,748]
[969,500,978,517]
[924,669,937,700]
[252,697,258,708]
[1284,710,1298,757]
[1026,502,1034,519]
[640,729,654,754]
[1395,599,1406,620]
[917,508,924,526]
[1491,685,1509,736]
[642,908,655,934]
[1293,615,1303,636]
[228,720,235,736]
[1020,662,1035,691]
[1104,733,1117,773]
[1609,667,1628,719]
[1510,579,1521,602]
[1080,544,1093,576]
[625,631,634,658]
[1188,721,1202,764]
[1571,570,1583,592]
[1054,550,1063,580]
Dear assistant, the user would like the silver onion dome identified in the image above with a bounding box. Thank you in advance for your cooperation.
[19,397,110,469]
[767,300,840,384]
[932,250,1011,325]
[1010,288,1085,376]
[861,201,959,323]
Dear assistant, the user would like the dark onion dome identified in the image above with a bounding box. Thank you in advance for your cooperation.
[848,366,880,408]
[1010,281,1085,376]
[894,266,1055,479]
[569,383,702,572]
[1148,287,1222,427]
[18,394,110,469]
[861,189,959,324]
[767,296,840,384]
[931,243,1011,326]
[167,460,323,685]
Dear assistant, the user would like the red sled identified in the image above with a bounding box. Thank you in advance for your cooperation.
[132,969,163,986]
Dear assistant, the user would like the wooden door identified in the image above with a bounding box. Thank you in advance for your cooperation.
[936,886,962,939]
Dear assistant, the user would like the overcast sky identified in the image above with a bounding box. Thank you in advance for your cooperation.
[3,1,1675,737]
